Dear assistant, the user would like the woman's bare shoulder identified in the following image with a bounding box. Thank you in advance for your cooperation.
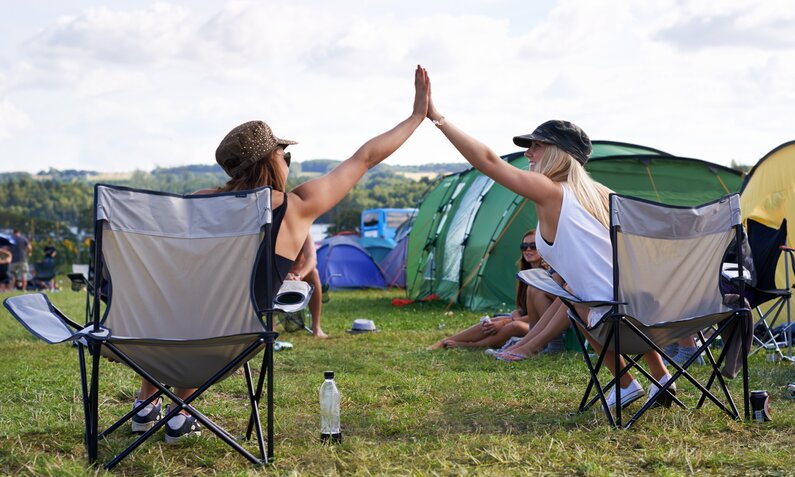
[191,187,285,208]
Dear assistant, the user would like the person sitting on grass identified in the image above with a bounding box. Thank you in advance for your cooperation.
[492,294,570,362]
[430,229,555,350]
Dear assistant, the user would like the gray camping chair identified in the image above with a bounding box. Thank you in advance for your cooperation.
[518,193,752,428]
[3,184,309,469]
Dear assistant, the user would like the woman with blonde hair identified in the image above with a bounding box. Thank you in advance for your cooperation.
[423,72,672,409]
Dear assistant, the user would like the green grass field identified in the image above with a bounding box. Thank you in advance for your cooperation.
[1,286,794,476]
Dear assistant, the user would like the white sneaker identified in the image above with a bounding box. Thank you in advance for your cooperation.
[645,374,677,407]
[606,379,645,409]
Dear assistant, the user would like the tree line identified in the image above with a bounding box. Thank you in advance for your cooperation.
[0,161,464,269]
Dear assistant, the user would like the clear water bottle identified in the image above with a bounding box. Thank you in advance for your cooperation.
[319,370,341,443]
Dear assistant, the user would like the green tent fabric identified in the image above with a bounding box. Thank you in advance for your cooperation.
[406,141,744,311]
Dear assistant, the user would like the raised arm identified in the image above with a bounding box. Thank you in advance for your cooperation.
[424,73,558,206]
[290,65,429,220]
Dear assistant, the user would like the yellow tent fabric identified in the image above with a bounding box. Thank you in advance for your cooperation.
[740,141,795,289]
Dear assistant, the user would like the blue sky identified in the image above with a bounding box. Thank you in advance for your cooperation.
[1,0,793,173]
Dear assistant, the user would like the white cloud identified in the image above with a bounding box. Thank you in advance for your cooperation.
[26,3,194,64]
[0,0,794,174]
[0,98,31,140]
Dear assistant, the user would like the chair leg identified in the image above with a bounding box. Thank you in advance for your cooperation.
[742,311,751,420]
[247,352,268,439]
[614,317,622,428]
[244,362,267,461]
[88,343,101,464]
[100,340,270,469]
[77,343,94,465]
[267,341,275,461]
[571,317,615,427]
[700,316,747,420]
[750,299,788,357]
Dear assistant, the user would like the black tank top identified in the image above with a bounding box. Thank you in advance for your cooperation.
[253,192,294,312]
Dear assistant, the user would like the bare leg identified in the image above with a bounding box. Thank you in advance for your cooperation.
[430,322,488,349]
[526,286,553,327]
[642,350,669,381]
[574,307,668,387]
[305,269,327,338]
[140,379,196,415]
[446,321,530,349]
[430,314,517,349]
[501,299,569,358]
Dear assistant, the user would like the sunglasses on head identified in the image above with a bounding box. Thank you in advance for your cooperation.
[283,150,291,168]
[519,242,537,251]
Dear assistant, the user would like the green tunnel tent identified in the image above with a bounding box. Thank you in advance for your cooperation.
[406,141,744,311]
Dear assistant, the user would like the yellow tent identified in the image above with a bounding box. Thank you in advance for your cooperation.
[740,140,795,290]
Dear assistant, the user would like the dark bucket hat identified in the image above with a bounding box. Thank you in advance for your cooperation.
[513,120,591,165]
[215,120,297,178]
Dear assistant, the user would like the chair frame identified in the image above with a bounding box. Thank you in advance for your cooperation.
[5,184,284,469]
[520,193,751,428]
[746,239,795,362]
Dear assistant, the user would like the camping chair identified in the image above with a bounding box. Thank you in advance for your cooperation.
[736,219,794,361]
[32,260,57,291]
[68,251,96,325]
[2,184,307,469]
[518,193,751,428]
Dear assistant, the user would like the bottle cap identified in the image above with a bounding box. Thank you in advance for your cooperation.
[324,371,334,380]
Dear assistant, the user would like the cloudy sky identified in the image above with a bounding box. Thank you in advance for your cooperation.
[1,0,793,173]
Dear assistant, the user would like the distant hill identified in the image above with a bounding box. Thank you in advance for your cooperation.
[297,160,469,176]
[1,161,469,184]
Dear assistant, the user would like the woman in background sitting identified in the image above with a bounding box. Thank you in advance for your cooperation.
[430,229,553,350]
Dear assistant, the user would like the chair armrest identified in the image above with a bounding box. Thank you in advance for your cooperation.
[517,269,624,308]
[517,269,577,300]
[3,293,79,344]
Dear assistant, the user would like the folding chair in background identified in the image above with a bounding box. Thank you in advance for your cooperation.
[739,219,794,361]
[32,260,57,291]
[3,184,308,469]
[518,193,752,428]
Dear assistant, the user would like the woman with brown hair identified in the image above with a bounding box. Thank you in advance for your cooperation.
[132,65,430,443]
[429,229,555,350]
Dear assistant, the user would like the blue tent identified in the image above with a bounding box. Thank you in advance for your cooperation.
[378,220,412,288]
[317,236,387,289]
[358,236,394,263]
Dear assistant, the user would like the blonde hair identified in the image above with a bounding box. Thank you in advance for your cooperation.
[535,144,612,228]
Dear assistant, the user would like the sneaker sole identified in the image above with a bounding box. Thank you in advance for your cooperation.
[131,419,159,433]
[608,389,645,409]
[648,386,677,408]
[164,430,201,444]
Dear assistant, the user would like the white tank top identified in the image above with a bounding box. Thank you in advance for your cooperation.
[535,184,613,326]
